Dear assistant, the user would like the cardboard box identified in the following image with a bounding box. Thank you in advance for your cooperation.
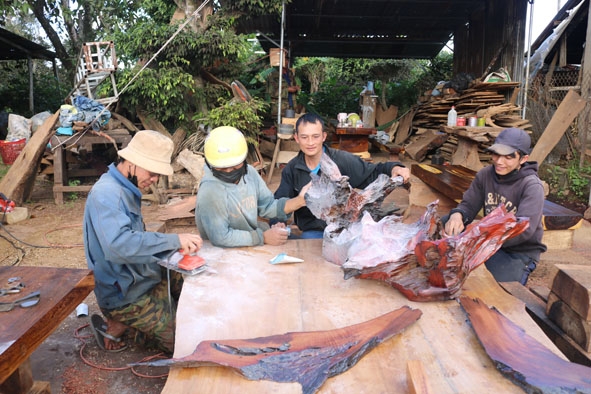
[270,48,287,67]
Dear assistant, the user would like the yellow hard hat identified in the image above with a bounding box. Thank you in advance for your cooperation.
[204,126,248,168]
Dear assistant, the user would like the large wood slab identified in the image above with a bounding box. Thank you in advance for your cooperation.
[162,240,563,393]
[0,111,59,205]
[549,264,591,321]
[530,89,586,164]
[0,266,94,391]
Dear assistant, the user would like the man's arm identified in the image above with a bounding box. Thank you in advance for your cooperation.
[503,177,545,248]
[331,148,406,189]
[443,171,487,235]
[86,190,180,263]
[283,182,311,214]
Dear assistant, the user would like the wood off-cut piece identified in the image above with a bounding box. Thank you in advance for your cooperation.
[341,203,528,301]
[459,296,591,393]
[132,307,422,394]
[549,264,591,321]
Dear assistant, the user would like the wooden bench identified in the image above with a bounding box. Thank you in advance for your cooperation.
[51,130,131,204]
[411,163,583,248]
[0,266,94,393]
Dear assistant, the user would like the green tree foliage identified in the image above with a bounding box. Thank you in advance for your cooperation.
[196,97,269,146]
[297,53,453,121]
[0,61,68,116]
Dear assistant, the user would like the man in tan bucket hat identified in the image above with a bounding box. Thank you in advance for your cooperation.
[83,130,202,353]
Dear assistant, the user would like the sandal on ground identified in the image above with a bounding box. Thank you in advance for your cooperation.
[90,314,128,353]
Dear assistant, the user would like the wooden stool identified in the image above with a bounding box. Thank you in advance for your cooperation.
[51,129,131,204]
[266,132,297,183]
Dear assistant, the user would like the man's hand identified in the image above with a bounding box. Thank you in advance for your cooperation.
[391,166,410,183]
[284,182,311,214]
[444,212,465,236]
[299,182,311,198]
[263,225,289,246]
[178,233,203,254]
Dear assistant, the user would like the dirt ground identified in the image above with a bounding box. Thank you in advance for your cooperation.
[1,155,591,393]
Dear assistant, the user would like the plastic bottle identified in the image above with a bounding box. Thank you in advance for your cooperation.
[431,149,444,165]
[447,106,457,127]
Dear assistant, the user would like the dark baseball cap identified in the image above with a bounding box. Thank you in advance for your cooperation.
[488,128,531,155]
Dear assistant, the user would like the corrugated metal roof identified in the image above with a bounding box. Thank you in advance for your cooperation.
[235,0,486,59]
[0,27,56,61]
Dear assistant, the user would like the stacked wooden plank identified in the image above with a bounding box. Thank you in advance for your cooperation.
[410,81,532,164]
[546,265,591,353]
[414,81,522,129]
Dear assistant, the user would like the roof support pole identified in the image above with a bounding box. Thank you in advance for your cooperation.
[523,0,535,119]
[28,56,34,114]
[277,0,286,126]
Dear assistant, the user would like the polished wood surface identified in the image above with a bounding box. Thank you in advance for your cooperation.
[335,127,377,153]
[335,127,377,135]
[163,240,564,393]
[0,266,94,390]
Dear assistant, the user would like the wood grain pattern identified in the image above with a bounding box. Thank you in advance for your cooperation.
[138,307,421,394]
[0,266,94,390]
[460,296,591,393]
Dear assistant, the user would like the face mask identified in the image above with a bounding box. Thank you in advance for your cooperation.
[211,164,247,184]
[127,165,138,187]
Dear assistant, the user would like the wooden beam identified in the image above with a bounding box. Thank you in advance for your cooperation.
[499,281,591,367]
[530,89,586,164]
[0,111,58,205]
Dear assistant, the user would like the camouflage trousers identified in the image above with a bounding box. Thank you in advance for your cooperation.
[101,268,183,354]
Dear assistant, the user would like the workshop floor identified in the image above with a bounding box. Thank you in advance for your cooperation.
[2,152,590,393]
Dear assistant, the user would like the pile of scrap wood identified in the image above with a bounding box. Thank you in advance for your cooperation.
[395,80,533,164]
[0,109,205,206]
[413,81,527,130]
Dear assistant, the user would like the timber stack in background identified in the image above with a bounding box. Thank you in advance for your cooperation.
[384,75,533,168]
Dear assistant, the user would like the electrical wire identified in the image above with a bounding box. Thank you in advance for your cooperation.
[74,323,169,379]
[51,0,212,153]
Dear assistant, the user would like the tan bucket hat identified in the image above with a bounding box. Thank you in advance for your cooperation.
[118,130,174,175]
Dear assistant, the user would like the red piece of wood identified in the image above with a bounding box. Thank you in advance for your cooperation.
[459,296,591,393]
[309,155,528,302]
[135,307,422,394]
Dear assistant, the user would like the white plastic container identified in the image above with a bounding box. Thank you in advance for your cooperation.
[447,106,457,127]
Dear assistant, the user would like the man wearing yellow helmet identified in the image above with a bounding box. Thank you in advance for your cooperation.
[196,126,310,247]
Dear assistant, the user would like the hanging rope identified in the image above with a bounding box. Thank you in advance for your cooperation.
[52,0,211,151]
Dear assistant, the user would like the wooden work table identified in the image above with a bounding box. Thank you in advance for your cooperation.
[162,240,564,393]
[0,266,94,394]
[334,126,376,154]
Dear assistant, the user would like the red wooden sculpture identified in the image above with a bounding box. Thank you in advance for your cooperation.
[133,307,422,394]
[307,154,529,302]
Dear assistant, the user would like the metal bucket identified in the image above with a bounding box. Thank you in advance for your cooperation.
[278,124,294,137]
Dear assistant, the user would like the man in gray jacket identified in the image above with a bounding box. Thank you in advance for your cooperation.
[444,127,546,284]
[84,130,202,353]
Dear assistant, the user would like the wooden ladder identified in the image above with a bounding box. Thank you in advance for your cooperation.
[67,41,119,105]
